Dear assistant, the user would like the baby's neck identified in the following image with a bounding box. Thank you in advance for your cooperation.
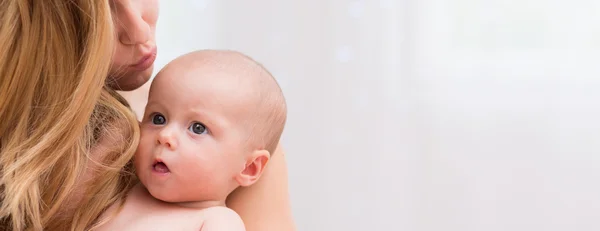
[135,184,228,210]
[175,200,227,210]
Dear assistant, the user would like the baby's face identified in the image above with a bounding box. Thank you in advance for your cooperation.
[135,66,252,203]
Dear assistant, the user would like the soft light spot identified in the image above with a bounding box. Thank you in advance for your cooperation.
[347,1,365,19]
[191,0,210,10]
[379,0,393,9]
[335,46,354,63]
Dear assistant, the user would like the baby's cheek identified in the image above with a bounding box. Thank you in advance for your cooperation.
[137,131,154,153]
[134,143,145,159]
[133,143,150,169]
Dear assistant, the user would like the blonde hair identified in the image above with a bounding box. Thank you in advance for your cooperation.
[0,1,139,230]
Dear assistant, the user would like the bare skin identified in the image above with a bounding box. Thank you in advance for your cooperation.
[227,146,295,231]
[119,67,295,231]
[95,145,293,231]
[110,1,295,230]
[101,51,292,231]
[97,184,245,231]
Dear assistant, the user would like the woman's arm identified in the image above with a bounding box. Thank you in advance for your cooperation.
[227,144,296,231]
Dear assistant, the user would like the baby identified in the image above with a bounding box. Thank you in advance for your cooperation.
[97,50,287,230]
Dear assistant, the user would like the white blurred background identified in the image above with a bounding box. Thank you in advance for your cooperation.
[151,1,600,230]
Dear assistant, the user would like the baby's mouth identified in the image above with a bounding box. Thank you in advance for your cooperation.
[153,161,170,173]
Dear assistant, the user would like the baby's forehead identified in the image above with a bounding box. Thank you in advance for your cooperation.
[162,57,258,86]
[151,49,274,111]
[154,68,259,105]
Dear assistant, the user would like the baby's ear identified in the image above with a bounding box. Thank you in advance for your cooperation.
[235,149,270,187]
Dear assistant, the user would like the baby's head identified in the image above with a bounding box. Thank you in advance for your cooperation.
[135,50,286,206]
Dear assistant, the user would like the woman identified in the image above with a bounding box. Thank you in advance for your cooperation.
[0,1,294,230]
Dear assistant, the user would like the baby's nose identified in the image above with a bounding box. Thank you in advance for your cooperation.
[157,128,178,149]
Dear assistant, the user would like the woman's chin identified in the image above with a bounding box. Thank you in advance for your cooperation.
[108,68,153,91]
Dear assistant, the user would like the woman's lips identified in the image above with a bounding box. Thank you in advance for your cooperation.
[130,46,157,71]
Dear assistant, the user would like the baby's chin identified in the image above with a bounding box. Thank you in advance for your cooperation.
[145,184,181,203]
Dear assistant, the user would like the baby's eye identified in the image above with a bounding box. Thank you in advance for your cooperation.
[151,113,166,125]
[189,122,207,135]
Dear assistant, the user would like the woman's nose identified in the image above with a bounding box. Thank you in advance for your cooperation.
[118,10,151,45]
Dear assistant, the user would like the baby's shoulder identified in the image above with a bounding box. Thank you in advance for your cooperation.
[97,186,209,230]
[201,206,240,218]
[200,207,245,231]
